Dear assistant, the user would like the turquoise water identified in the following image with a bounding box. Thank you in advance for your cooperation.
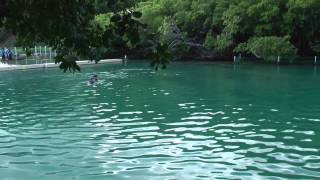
[0,62,320,179]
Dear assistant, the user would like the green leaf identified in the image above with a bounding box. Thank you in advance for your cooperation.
[110,14,121,23]
[132,11,142,18]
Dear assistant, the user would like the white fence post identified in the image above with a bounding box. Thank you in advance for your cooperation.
[123,54,127,66]
[315,56,317,65]
[25,48,27,65]
[14,47,17,65]
[49,48,52,61]
[44,46,47,60]
[35,47,38,64]
[233,56,236,63]
[277,56,280,64]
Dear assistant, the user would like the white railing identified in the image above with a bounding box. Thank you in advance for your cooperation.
[1,46,57,66]
[233,55,319,65]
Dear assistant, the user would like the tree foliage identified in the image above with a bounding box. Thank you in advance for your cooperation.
[1,0,319,67]
[0,0,145,72]
[137,0,320,60]
[235,36,297,61]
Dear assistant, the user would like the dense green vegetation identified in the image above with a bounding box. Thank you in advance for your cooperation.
[0,0,146,71]
[137,0,320,61]
[1,0,320,71]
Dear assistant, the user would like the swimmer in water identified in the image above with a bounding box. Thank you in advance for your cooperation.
[88,74,98,86]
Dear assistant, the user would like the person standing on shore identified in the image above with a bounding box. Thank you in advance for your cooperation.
[7,48,13,60]
[1,48,5,61]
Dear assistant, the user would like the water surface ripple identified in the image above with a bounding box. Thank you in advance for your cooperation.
[0,63,319,179]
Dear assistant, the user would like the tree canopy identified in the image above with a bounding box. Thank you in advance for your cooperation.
[1,0,319,70]
[1,0,146,71]
[138,0,320,60]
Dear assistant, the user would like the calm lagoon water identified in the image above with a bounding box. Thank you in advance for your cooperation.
[0,62,320,179]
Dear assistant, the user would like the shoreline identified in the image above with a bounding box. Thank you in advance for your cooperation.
[0,59,122,72]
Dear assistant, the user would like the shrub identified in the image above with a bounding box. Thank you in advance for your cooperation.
[235,36,297,61]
